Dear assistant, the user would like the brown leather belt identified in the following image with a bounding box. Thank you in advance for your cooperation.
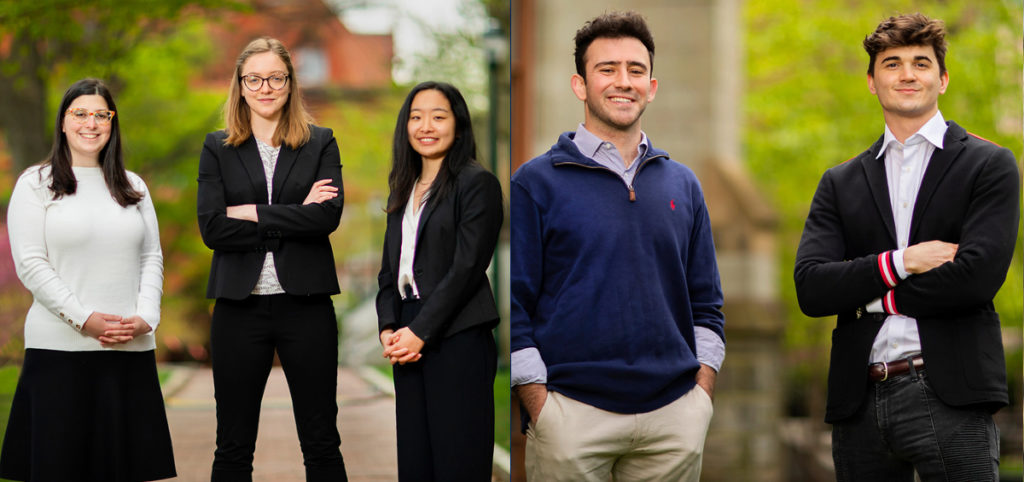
[868,355,924,382]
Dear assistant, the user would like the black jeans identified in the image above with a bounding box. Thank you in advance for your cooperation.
[832,366,999,482]
[210,294,347,482]
[393,298,497,481]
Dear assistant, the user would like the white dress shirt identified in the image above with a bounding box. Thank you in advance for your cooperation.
[866,111,947,363]
[397,183,429,299]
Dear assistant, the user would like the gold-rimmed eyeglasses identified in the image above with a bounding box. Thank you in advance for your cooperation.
[65,108,116,125]
[240,73,289,92]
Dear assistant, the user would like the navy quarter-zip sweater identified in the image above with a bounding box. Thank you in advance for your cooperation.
[511,132,726,414]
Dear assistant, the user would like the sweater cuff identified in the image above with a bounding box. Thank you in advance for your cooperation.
[882,290,899,315]
[877,250,900,288]
[57,301,92,332]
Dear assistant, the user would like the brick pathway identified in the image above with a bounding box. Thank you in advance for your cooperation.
[163,365,398,481]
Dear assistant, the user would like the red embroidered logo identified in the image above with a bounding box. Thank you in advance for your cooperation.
[670,199,676,210]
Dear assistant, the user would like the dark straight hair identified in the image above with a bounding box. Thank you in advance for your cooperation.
[44,78,142,207]
[386,81,478,213]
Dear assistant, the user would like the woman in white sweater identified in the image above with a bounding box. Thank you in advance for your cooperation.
[0,79,176,481]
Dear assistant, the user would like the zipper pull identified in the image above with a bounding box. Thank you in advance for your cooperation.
[629,186,636,202]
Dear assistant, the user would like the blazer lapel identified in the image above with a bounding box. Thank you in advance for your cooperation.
[271,143,300,204]
[236,137,268,204]
[909,121,965,242]
[861,136,898,245]
[415,196,439,249]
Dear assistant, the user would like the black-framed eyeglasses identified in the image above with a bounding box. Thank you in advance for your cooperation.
[240,73,289,92]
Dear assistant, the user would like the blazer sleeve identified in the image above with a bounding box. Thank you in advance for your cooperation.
[255,128,343,240]
[196,132,265,252]
[891,147,1020,317]
[794,168,894,317]
[376,214,399,333]
[407,169,504,346]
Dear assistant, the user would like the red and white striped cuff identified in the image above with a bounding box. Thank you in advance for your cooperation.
[882,290,899,315]
[877,251,899,288]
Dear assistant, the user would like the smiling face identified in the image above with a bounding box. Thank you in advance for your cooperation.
[868,44,948,124]
[571,36,657,137]
[406,89,456,164]
[240,51,290,122]
[62,94,111,166]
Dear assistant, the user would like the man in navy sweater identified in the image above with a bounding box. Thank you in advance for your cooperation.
[510,11,726,481]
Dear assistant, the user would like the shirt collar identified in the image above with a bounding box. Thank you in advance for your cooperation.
[876,110,947,159]
[573,123,649,160]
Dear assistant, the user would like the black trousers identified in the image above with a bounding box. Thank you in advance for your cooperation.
[210,294,347,482]
[393,299,497,482]
[832,367,999,482]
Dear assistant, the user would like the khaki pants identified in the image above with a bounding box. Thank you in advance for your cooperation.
[525,385,713,482]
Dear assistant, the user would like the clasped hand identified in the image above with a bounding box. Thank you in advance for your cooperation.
[82,312,152,348]
[379,328,424,365]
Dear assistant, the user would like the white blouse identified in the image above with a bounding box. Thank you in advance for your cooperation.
[397,183,430,299]
[7,165,163,351]
[251,138,285,295]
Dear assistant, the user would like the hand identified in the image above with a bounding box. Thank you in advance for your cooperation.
[121,315,153,338]
[903,240,958,274]
[515,383,547,423]
[303,179,338,205]
[226,204,258,222]
[385,327,424,365]
[695,363,717,401]
[82,311,132,347]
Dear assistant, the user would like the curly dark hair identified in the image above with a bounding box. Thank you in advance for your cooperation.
[573,11,655,77]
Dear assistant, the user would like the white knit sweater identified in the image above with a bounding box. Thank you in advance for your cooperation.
[7,165,162,351]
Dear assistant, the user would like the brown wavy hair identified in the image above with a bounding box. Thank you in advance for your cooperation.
[223,37,313,148]
[864,13,948,76]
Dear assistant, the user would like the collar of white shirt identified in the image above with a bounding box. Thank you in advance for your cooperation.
[876,110,947,159]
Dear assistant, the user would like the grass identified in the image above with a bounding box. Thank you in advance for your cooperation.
[371,363,511,450]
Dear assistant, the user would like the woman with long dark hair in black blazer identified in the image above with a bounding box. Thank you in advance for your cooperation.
[197,37,347,481]
[376,81,504,481]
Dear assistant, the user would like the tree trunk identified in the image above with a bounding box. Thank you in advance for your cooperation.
[0,33,50,173]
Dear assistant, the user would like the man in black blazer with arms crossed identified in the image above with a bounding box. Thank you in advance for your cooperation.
[795,13,1019,481]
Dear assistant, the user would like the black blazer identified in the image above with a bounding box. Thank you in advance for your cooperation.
[197,126,343,300]
[795,121,1020,423]
[376,163,504,346]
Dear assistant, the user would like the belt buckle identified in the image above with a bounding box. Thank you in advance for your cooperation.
[879,361,888,382]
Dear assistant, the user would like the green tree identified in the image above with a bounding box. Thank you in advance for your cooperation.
[0,0,241,172]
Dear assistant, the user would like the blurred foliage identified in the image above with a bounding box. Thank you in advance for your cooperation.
[743,0,1023,418]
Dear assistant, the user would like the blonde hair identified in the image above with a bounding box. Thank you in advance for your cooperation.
[223,37,313,148]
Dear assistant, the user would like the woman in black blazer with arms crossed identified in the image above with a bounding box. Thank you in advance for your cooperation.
[197,37,347,481]
[377,81,504,481]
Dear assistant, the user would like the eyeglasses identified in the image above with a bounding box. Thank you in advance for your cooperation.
[65,108,116,125]
[240,73,289,92]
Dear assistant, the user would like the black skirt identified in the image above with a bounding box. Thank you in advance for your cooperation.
[0,349,176,481]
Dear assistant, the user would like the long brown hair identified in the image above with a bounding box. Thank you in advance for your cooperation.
[223,37,313,148]
[43,78,142,207]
